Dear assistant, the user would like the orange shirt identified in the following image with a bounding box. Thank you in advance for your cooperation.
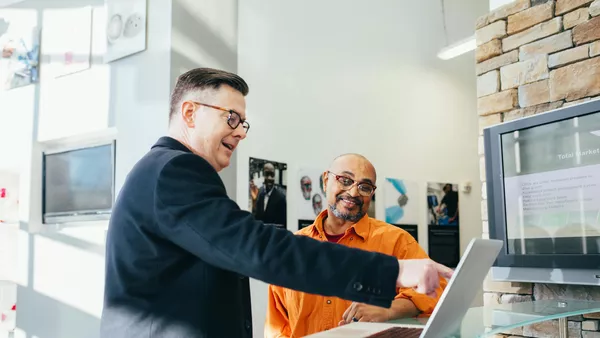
[265,210,447,338]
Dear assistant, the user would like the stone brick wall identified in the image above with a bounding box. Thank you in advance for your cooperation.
[476,0,600,337]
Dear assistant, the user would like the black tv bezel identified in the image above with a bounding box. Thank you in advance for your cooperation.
[42,140,117,224]
[484,99,600,270]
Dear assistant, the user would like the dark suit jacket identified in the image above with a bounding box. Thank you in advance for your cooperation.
[253,186,286,227]
[100,136,399,338]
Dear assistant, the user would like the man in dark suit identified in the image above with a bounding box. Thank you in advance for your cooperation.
[100,68,452,338]
[252,162,287,228]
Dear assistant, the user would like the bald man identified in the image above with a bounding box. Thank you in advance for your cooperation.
[265,154,448,338]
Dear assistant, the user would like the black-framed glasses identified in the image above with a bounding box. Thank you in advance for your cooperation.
[327,171,376,197]
[191,101,250,133]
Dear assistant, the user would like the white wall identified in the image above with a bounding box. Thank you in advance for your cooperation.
[1,0,172,337]
[170,0,239,199]
[490,0,516,11]
[237,0,487,336]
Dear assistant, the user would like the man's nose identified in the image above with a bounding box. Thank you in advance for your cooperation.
[233,124,247,139]
[347,184,361,197]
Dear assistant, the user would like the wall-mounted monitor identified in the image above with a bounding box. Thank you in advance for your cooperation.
[484,99,600,286]
[42,141,116,224]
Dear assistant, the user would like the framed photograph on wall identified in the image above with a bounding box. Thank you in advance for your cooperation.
[42,6,92,78]
[383,178,419,225]
[0,11,40,91]
[249,157,287,230]
[298,167,325,220]
[427,182,459,227]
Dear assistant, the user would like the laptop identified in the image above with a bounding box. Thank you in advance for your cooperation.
[305,238,504,338]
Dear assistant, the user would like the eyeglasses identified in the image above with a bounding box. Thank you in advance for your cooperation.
[327,171,376,197]
[190,101,250,133]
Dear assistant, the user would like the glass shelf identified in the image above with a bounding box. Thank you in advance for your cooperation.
[307,300,600,337]
[389,300,600,337]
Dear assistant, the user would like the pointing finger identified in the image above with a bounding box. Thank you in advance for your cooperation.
[435,262,454,279]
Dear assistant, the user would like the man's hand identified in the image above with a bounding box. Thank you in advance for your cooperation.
[339,302,391,326]
[396,259,453,298]
[249,180,259,201]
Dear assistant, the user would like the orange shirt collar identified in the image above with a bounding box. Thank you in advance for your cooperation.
[311,209,370,240]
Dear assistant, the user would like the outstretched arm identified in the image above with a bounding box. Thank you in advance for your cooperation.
[154,153,400,307]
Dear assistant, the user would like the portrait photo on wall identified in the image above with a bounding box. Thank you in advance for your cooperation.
[383,178,419,225]
[42,6,92,78]
[297,168,326,221]
[0,12,40,91]
[427,182,459,226]
[249,157,287,230]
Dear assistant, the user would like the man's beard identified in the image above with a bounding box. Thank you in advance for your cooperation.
[329,194,365,222]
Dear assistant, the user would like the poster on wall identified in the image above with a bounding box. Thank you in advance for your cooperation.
[0,12,40,91]
[297,168,326,221]
[42,6,92,78]
[104,0,147,63]
[383,178,419,225]
[427,182,459,226]
[249,157,287,230]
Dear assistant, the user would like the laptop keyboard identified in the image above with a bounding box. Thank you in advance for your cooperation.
[366,327,423,338]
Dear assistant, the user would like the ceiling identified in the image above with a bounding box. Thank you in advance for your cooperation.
[0,0,25,7]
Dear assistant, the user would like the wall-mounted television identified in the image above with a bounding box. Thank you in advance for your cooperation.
[484,99,600,286]
[42,141,116,224]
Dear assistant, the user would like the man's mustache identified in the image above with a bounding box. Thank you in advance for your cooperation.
[336,194,363,207]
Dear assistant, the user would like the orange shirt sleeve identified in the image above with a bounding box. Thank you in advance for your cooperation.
[393,237,448,315]
[265,284,292,338]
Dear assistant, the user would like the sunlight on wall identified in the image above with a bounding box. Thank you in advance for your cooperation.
[36,6,110,142]
[32,234,104,318]
[0,15,37,333]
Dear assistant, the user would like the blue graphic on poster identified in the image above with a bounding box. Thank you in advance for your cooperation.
[384,178,418,225]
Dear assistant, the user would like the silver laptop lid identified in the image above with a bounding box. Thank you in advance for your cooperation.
[421,238,503,338]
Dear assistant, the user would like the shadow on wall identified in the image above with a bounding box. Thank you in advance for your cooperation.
[16,286,101,338]
[170,0,237,72]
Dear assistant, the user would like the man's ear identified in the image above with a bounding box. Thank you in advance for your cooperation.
[181,101,196,128]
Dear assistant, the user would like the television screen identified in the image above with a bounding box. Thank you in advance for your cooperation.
[43,143,114,220]
[500,111,600,256]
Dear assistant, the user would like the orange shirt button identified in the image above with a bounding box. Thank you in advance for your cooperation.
[326,300,331,304]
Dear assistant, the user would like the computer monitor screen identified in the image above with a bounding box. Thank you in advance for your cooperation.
[43,143,114,221]
[500,112,600,255]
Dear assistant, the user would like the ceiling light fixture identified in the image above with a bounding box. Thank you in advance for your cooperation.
[437,35,476,60]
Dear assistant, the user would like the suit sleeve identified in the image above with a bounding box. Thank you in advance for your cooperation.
[393,239,447,315]
[265,285,291,338]
[153,153,399,308]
